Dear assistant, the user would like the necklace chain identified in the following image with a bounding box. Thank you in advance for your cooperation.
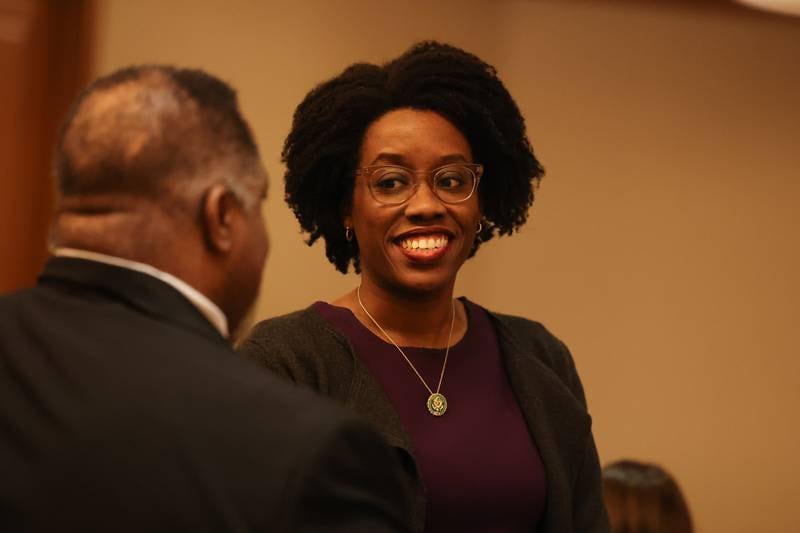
[356,286,455,398]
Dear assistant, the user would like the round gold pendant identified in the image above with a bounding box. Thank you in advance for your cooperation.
[426,393,448,416]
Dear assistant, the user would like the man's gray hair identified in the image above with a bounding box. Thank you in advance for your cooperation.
[55,65,264,210]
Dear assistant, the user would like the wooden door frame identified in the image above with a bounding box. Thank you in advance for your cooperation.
[0,0,95,292]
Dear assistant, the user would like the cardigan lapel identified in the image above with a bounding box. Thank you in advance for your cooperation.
[38,257,229,347]
[345,341,413,452]
[490,313,591,532]
[319,312,425,532]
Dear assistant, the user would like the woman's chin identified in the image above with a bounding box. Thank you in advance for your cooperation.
[383,270,459,298]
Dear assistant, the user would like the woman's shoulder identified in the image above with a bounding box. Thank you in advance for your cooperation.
[244,304,331,346]
[464,298,565,350]
[237,304,356,386]
[465,299,583,393]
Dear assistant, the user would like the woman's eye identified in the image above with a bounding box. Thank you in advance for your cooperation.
[375,172,410,192]
[437,172,466,190]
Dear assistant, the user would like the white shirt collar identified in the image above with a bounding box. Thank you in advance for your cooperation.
[53,248,229,339]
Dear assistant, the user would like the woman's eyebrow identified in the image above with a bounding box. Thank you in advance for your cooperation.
[438,154,470,164]
[369,152,407,166]
[369,152,470,166]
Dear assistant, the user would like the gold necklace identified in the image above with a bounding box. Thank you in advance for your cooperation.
[356,286,455,417]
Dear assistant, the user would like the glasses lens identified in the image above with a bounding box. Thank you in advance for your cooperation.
[366,164,478,205]
[370,167,414,204]
[434,165,476,203]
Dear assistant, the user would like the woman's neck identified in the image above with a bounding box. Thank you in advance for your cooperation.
[335,278,467,348]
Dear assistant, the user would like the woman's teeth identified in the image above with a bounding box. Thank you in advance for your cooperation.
[400,235,449,250]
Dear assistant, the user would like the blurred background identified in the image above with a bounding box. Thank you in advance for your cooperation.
[2,0,799,530]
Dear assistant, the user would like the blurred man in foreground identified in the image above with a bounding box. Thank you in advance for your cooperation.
[0,65,411,533]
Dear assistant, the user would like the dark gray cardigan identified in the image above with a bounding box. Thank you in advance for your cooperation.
[239,302,609,533]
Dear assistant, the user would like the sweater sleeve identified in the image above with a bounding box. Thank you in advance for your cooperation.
[284,415,414,533]
[547,334,610,533]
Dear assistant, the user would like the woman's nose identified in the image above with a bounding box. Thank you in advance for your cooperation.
[403,180,446,218]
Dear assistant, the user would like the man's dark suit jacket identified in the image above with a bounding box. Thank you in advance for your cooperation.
[0,257,412,532]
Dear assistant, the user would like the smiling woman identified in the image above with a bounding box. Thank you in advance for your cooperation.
[346,109,481,296]
[238,41,609,533]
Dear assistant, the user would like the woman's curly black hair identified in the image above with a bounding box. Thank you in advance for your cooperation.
[282,40,544,274]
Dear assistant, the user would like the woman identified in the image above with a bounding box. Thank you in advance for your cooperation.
[602,460,694,533]
[239,41,608,533]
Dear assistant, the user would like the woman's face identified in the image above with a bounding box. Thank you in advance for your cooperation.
[345,108,481,296]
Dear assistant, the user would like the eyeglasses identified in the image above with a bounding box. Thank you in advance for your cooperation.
[355,163,483,206]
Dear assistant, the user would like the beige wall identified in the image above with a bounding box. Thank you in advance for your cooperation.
[94,1,800,530]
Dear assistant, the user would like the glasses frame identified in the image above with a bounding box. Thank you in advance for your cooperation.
[355,163,483,206]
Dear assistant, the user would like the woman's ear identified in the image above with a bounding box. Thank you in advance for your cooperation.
[201,184,238,254]
[341,199,353,231]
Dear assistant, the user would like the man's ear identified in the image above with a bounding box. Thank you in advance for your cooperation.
[201,184,238,254]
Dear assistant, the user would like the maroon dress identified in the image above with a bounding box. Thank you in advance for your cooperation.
[315,299,547,532]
